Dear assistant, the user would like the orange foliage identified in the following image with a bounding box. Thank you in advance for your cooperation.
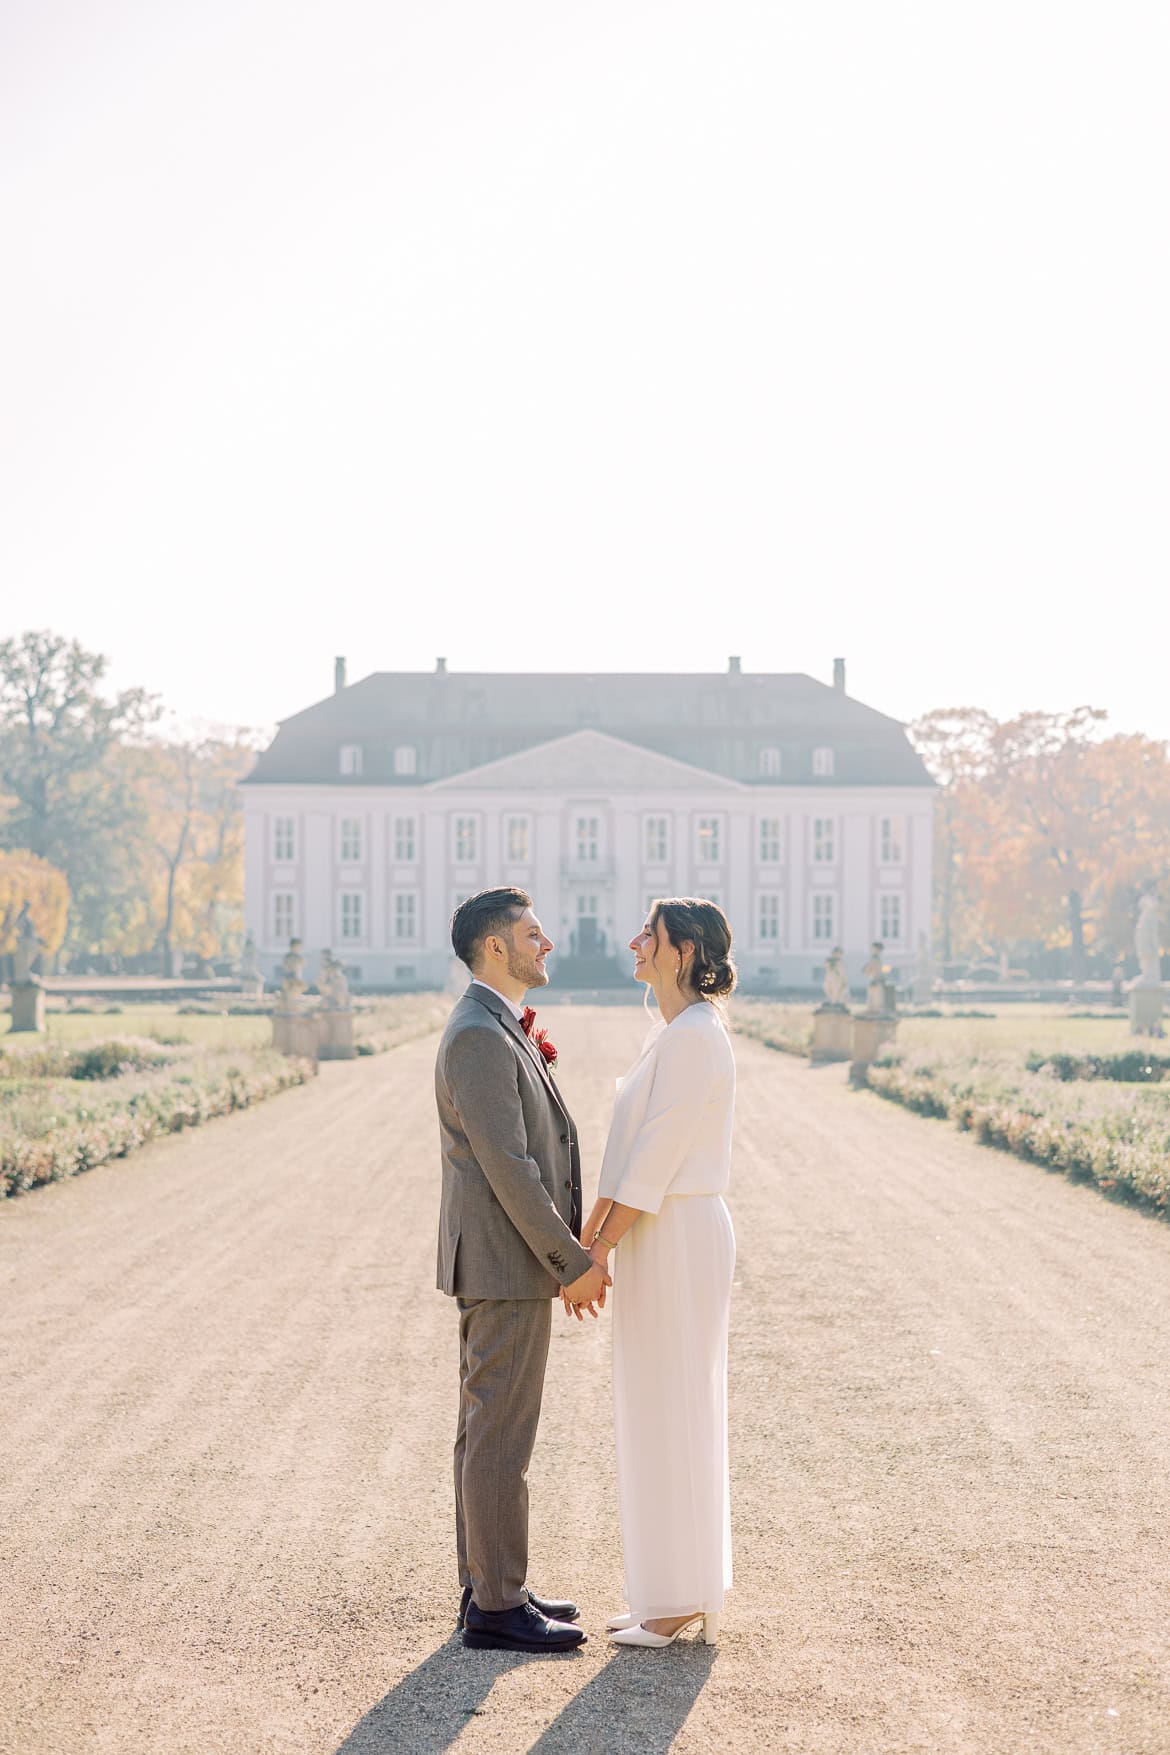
[0,850,70,958]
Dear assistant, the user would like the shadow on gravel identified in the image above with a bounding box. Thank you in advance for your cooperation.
[333,1636,715,1754]
[528,1644,717,1755]
[333,1633,577,1754]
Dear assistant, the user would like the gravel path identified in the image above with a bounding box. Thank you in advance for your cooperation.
[2,1008,1169,1755]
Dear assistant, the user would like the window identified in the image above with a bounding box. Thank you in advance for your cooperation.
[340,744,363,776]
[394,816,416,862]
[506,815,530,862]
[881,816,904,864]
[453,816,478,862]
[393,744,417,776]
[759,746,782,777]
[644,815,670,863]
[272,893,294,941]
[340,817,362,861]
[759,817,781,863]
[273,816,295,862]
[395,965,417,984]
[576,816,600,861]
[758,893,780,941]
[697,817,721,863]
[341,892,364,941]
[813,817,835,863]
[812,746,834,777]
[880,893,903,942]
[394,892,418,942]
[813,893,835,942]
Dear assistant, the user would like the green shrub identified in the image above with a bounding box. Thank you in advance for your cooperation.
[1026,1049,1170,1083]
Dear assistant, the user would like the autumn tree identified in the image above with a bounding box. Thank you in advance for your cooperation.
[912,706,1170,976]
[909,708,996,963]
[125,729,257,971]
[0,632,158,957]
[0,850,70,971]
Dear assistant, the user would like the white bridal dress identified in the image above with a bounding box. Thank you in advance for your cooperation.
[599,1000,736,1622]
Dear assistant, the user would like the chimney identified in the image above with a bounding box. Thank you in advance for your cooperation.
[728,655,742,675]
[334,656,347,694]
[833,657,846,693]
[436,656,447,674]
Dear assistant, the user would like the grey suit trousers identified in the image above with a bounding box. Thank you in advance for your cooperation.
[454,1295,552,1612]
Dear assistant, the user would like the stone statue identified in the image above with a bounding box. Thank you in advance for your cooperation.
[318,948,350,1010]
[822,946,849,1008]
[12,902,44,986]
[240,930,260,981]
[863,941,887,1013]
[1134,892,1163,988]
[278,937,307,1011]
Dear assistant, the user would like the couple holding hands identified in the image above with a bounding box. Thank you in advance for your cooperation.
[435,886,737,1653]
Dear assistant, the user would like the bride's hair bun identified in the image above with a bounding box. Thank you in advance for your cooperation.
[650,897,737,1003]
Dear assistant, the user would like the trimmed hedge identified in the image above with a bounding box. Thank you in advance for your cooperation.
[0,1036,182,1081]
[864,1053,1170,1214]
[1,1052,315,1198]
[1026,1049,1170,1084]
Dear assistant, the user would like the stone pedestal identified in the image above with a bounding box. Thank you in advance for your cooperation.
[850,1012,897,1084]
[1129,986,1165,1037]
[240,975,265,1000]
[318,1008,356,1060]
[272,1010,320,1063]
[10,982,46,1033]
[811,1005,852,1062]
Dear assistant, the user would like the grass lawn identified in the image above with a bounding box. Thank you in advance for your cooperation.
[731,998,1137,1059]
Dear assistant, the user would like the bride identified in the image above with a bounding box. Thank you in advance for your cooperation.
[573,896,737,1648]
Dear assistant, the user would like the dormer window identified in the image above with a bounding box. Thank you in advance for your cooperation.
[339,743,363,777]
[759,746,782,777]
[393,744,417,776]
[812,746,834,778]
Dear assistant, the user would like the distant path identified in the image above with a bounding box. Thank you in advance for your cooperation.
[2,1010,1169,1755]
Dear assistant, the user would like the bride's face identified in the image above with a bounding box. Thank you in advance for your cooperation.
[629,916,663,985]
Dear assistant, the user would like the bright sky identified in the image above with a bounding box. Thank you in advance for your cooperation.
[2,1,1167,743]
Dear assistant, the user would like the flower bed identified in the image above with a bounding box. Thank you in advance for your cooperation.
[0,993,455,1200]
[730,1000,813,1057]
[864,1049,1170,1214]
[0,1047,315,1198]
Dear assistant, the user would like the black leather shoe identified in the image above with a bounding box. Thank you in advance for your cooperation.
[457,1585,579,1630]
[462,1600,585,1652]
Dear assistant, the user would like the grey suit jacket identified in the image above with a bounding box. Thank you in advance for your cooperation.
[435,985,595,1299]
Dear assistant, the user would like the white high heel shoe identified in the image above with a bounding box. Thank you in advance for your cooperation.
[609,1612,719,1647]
[605,1611,637,1631]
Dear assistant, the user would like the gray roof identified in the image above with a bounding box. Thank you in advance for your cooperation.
[243,669,934,787]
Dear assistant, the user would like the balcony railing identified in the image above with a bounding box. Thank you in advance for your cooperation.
[559,856,616,880]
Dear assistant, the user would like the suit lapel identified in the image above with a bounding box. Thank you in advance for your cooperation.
[464,985,570,1121]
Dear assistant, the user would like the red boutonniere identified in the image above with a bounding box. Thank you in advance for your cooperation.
[521,1007,559,1074]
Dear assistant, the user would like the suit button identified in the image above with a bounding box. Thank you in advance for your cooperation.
[560,1133,570,1144]
[564,1179,571,1189]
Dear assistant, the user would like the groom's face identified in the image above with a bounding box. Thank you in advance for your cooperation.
[502,907,554,990]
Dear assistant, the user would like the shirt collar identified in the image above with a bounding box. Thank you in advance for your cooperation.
[470,978,526,1022]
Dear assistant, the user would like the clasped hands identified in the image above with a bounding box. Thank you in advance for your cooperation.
[560,1238,612,1322]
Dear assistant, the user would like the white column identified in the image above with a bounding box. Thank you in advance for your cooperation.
[304,810,333,952]
[841,808,871,955]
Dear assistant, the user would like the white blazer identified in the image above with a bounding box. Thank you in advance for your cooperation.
[598,1001,735,1214]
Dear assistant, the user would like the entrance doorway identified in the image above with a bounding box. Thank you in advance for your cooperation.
[575,893,602,958]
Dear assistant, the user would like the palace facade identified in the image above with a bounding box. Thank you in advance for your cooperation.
[241,658,935,992]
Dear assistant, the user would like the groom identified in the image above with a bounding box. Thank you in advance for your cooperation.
[435,887,610,1652]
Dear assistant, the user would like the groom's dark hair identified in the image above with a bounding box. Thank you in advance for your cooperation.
[451,887,533,972]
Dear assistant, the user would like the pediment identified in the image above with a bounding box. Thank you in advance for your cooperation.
[427,729,745,793]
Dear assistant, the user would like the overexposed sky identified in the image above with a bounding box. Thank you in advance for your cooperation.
[2,1,1167,739]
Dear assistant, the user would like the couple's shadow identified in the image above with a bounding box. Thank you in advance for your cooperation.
[334,1628,716,1754]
